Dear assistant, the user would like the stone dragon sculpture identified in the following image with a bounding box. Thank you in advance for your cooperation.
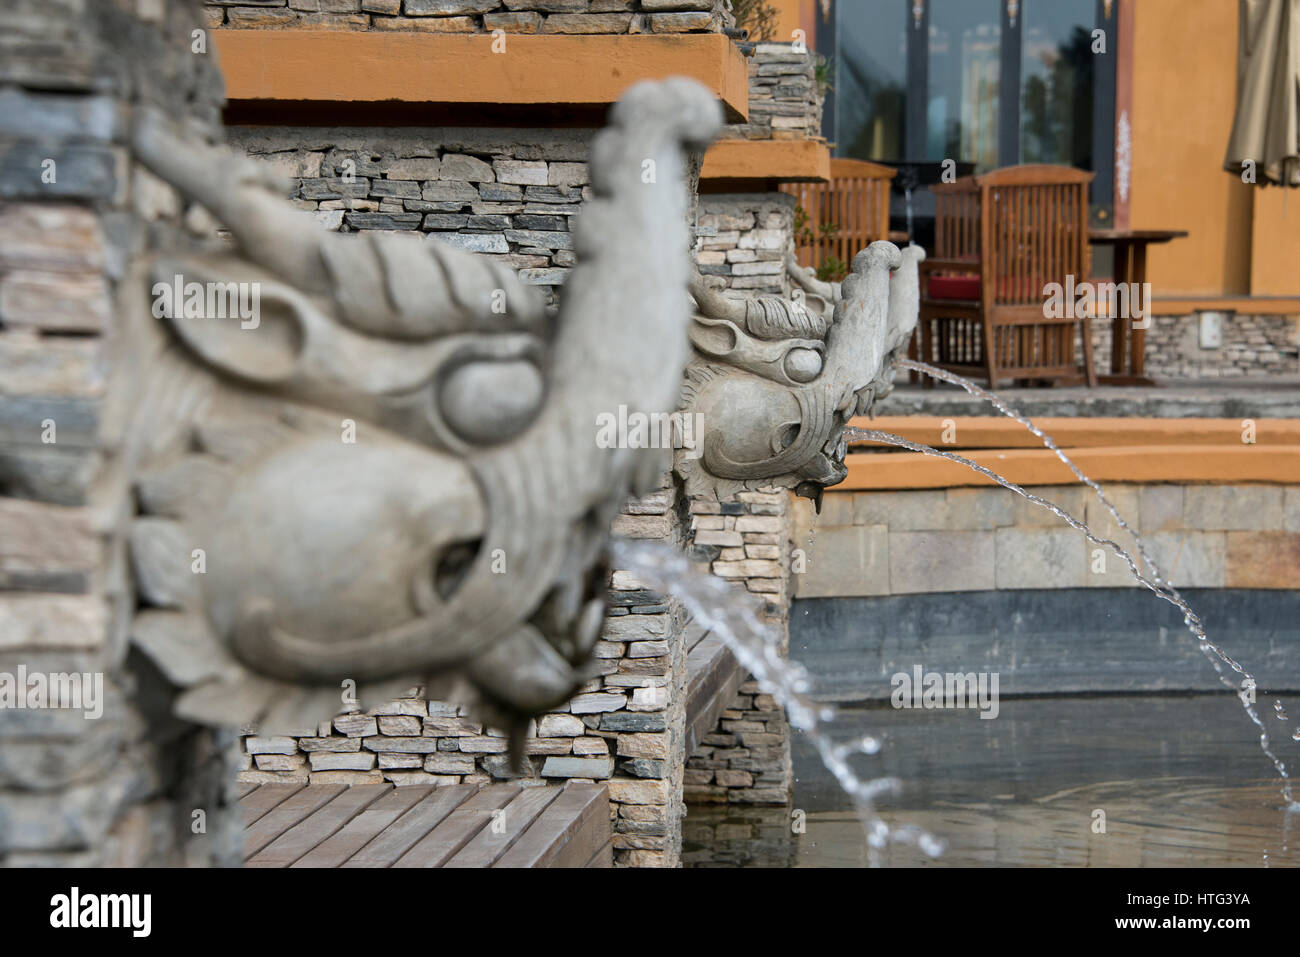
[677,242,926,505]
[103,79,723,753]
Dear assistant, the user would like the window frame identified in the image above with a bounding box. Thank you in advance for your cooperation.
[817,0,1117,224]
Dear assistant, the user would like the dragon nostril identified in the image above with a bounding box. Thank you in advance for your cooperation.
[774,422,800,453]
[433,537,482,602]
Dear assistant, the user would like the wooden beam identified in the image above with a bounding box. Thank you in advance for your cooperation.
[700,138,831,183]
[214,30,750,122]
[840,444,1300,490]
[849,416,1300,450]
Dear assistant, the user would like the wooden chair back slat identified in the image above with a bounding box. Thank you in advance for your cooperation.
[782,158,896,271]
[918,164,1097,388]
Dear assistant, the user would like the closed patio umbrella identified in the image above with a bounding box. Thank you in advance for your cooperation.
[1225,0,1300,186]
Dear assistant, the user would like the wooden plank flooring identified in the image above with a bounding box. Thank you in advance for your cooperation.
[241,781,610,868]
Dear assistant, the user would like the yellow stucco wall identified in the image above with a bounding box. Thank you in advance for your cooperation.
[1250,187,1300,296]
[1130,0,1299,298]
[769,0,813,46]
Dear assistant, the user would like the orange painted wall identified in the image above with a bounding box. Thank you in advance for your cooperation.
[768,0,816,47]
[1129,0,1300,300]
[1128,0,1254,297]
[1250,188,1300,296]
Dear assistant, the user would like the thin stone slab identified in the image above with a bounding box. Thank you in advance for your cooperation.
[341,785,479,868]
[291,785,434,868]
[243,785,344,859]
[684,633,743,756]
[391,784,520,868]
[442,784,562,868]
[246,784,389,868]
[586,839,614,867]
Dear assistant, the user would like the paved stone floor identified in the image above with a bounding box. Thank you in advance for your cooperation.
[877,376,1300,418]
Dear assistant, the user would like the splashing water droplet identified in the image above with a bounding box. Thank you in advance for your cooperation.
[919,833,946,858]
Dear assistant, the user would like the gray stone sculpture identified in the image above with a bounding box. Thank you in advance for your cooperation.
[678,242,926,504]
[787,243,927,403]
[103,79,723,751]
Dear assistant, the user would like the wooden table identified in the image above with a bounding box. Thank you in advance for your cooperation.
[1088,229,1188,385]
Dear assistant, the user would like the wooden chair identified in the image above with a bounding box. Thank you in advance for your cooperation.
[916,164,1097,389]
[782,158,897,273]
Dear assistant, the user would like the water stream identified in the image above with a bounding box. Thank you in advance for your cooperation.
[884,358,1295,803]
[610,538,945,866]
[618,358,1296,866]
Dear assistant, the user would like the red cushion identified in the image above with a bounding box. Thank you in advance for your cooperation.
[927,275,981,300]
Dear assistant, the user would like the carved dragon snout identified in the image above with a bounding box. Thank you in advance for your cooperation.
[678,241,925,503]
[116,79,723,744]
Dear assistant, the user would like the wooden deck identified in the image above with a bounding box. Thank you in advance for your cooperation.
[240,780,611,868]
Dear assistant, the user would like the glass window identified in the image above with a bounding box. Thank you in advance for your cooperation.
[819,0,1115,222]
[927,0,1001,171]
[1020,0,1097,169]
[834,0,907,161]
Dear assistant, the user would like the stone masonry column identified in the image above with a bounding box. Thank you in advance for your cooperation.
[683,490,796,805]
[0,0,242,865]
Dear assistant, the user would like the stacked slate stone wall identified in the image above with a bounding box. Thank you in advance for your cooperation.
[227,126,593,303]
[1082,312,1300,380]
[0,0,242,866]
[695,192,796,296]
[720,42,824,142]
[683,490,795,804]
[204,0,733,34]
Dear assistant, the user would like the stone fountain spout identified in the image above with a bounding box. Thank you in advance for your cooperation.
[111,80,723,745]
[677,240,925,504]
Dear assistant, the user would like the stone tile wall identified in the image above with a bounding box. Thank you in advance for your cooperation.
[1090,312,1300,380]
[1072,312,1300,381]
[720,42,824,142]
[227,126,594,303]
[793,484,1300,598]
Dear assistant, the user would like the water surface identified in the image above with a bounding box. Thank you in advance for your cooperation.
[684,695,1298,867]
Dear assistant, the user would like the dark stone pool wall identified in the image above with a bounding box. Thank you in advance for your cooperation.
[791,588,1300,702]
